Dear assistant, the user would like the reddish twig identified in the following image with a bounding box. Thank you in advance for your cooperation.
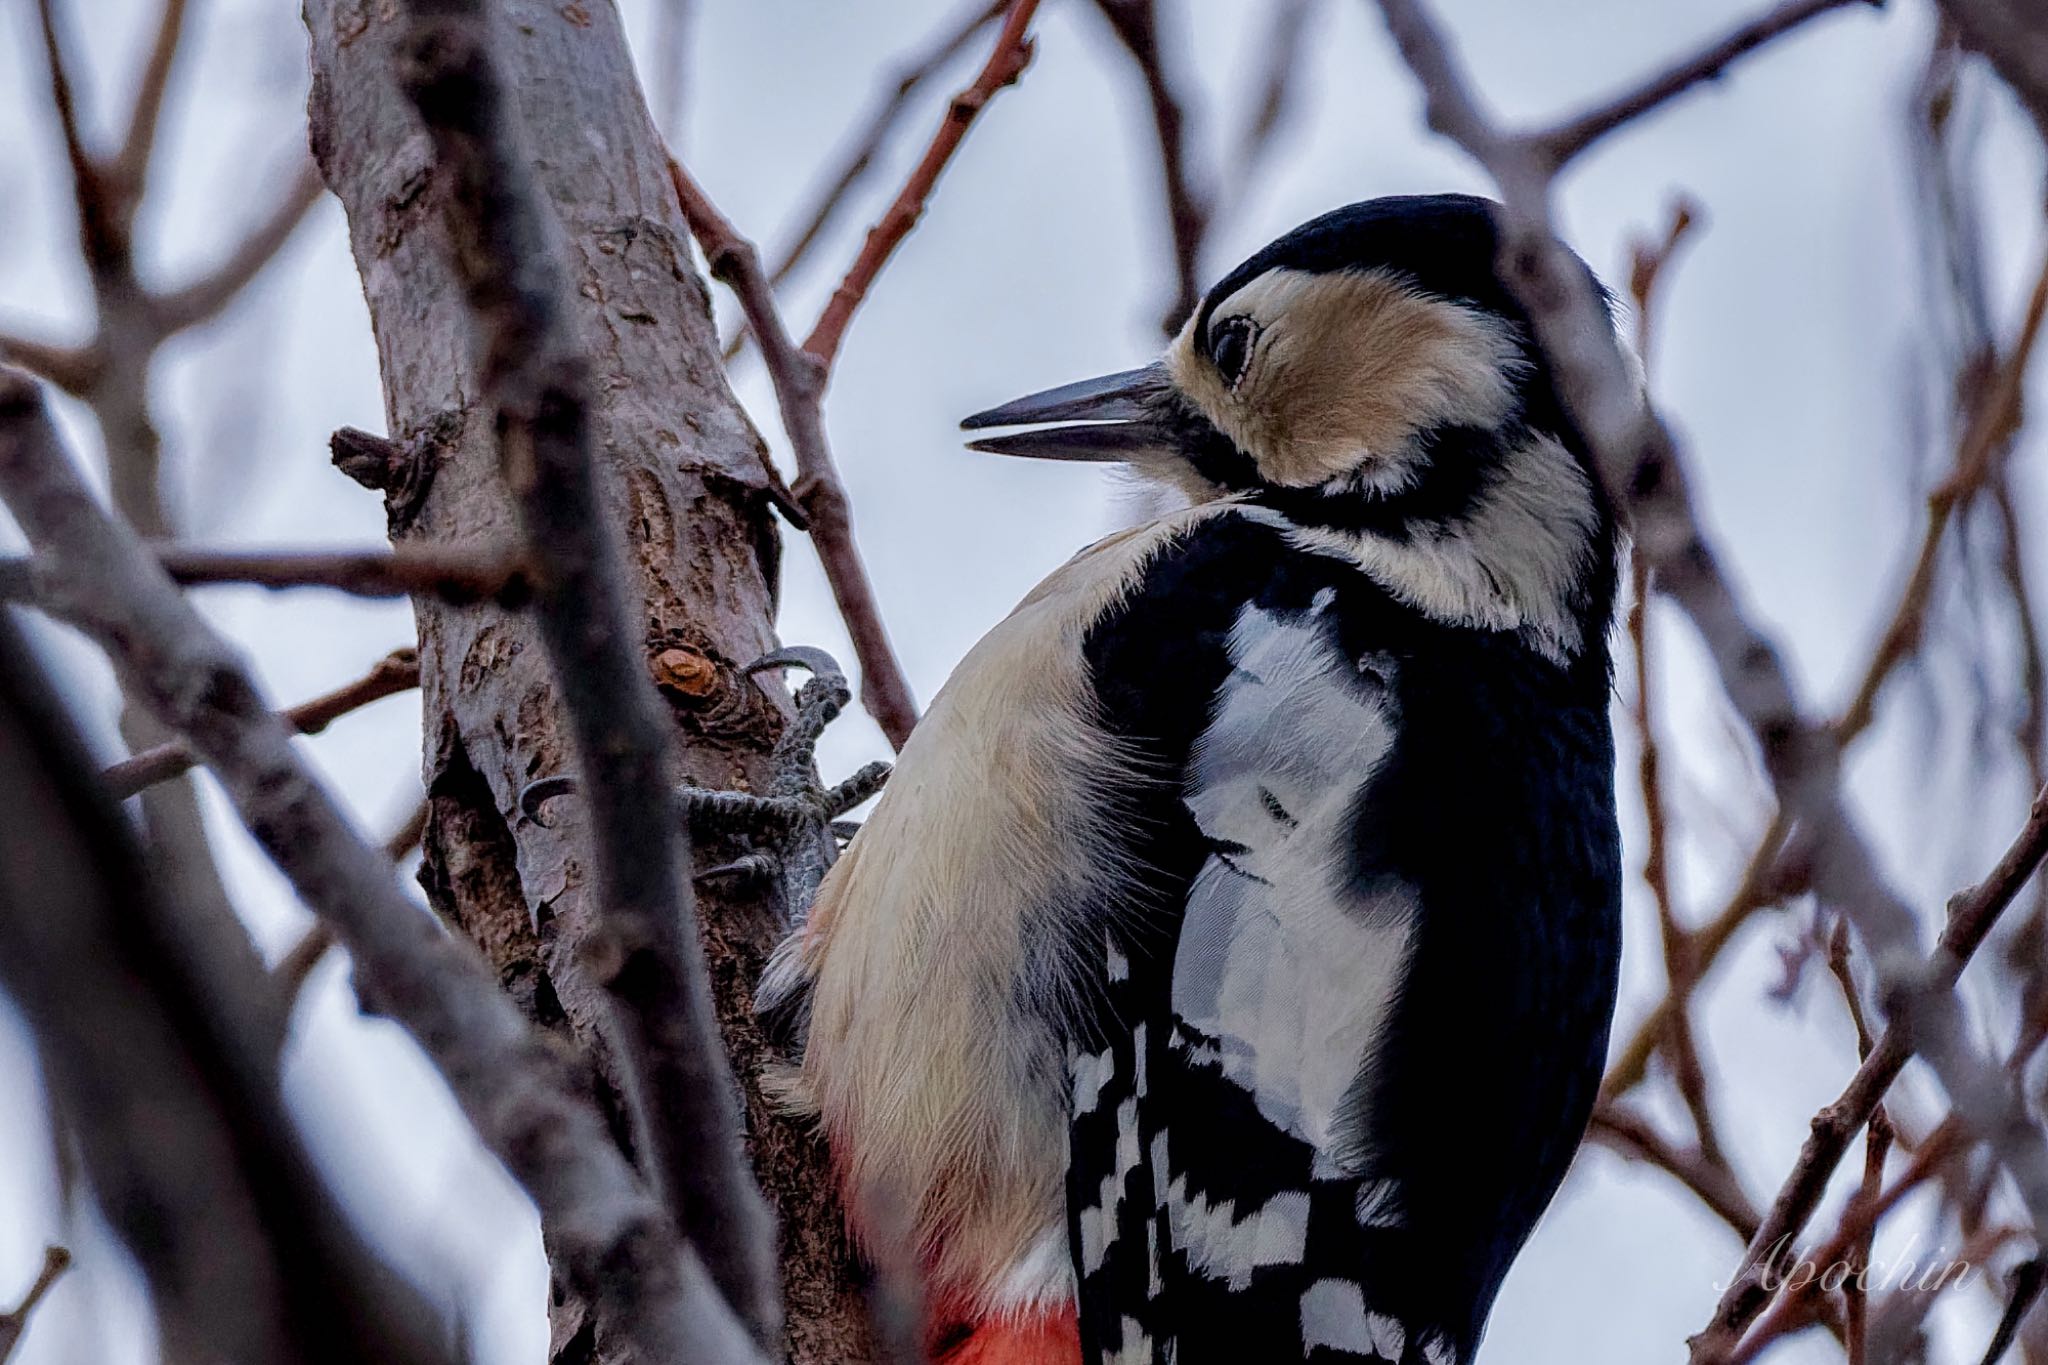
[769,0,1007,293]
[1691,782,2048,1358]
[1590,1102,1762,1240]
[802,0,1043,370]
[1091,0,1213,332]
[1836,248,2048,742]
[101,648,420,798]
[1618,197,1728,1166]
[670,159,922,749]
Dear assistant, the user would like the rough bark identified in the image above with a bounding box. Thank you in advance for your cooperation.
[301,4,873,1361]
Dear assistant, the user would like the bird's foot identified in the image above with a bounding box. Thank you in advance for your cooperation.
[515,646,888,906]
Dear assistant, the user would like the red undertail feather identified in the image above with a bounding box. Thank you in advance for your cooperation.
[932,1306,1082,1365]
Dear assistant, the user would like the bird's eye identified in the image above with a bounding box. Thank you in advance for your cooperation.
[1208,317,1258,389]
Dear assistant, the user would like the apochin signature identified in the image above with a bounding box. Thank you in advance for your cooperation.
[1716,1234,1976,1296]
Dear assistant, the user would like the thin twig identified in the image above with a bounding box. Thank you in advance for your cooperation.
[1225,0,1320,195]
[1693,783,2048,1356]
[802,0,1043,370]
[1091,0,1213,332]
[721,0,1006,363]
[101,648,420,799]
[112,0,191,193]
[1620,197,1727,1166]
[33,0,120,273]
[0,367,766,1365]
[768,0,1006,293]
[0,1247,70,1364]
[670,158,921,749]
[1836,249,2048,742]
[0,335,99,397]
[1537,0,1876,166]
[3,544,529,605]
[1590,1103,1762,1240]
[273,800,426,1008]
[393,5,778,1345]
[152,161,327,338]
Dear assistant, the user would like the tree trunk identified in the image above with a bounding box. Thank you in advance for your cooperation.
[301,4,874,1361]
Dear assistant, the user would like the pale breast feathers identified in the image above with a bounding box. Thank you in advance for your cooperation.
[789,501,1243,1313]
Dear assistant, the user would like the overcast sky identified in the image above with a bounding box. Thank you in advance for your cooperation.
[2,1,2046,1361]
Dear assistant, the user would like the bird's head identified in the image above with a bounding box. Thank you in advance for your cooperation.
[964,194,1622,667]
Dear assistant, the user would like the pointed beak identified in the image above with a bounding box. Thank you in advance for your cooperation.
[960,364,1176,462]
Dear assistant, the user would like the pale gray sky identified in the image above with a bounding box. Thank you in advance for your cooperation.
[1,1,2044,1361]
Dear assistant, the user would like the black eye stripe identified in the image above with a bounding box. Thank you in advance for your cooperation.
[1208,316,1258,388]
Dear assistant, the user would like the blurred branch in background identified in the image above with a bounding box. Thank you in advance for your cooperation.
[1089,0,1213,333]
[0,1248,69,1365]
[3,0,327,964]
[0,591,452,1365]
[100,647,419,799]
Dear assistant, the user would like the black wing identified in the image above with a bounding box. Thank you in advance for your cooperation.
[1063,509,1621,1365]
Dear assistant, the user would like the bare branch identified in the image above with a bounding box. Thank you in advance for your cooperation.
[32,0,122,272]
[1836,247,2048,741]
[0,334,100,398]
[112,0,192,193]
[0,607,453,1365]
[1226,0,1320,194]
[1694,782,2048,1355]
[152,160,327,338]
[1091,0,1213,332]
[1538,0,1876,166]
[392,5,778,1343]
[0,1247,70,1364]
[1936,0,2048,138]
[102,648,419,799]
[275,801,427,1010]
[766,0,1006,292]
[3,544,530,606]
[1362,3,2048,1350]
[0,368,762,1365]
[1589,1103,1761,1240]
[1602,811,1798,1100]
[671,157,921,749]
[803,0,1043,370]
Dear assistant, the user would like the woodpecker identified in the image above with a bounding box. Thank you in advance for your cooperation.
[766,195,1625,1365]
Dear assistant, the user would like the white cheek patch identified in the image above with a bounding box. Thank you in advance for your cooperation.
[1287,432,1599,665]
[1172,597,1416,1162]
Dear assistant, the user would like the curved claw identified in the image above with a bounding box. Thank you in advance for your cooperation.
[518,774,580,826]
[744,645,846,687]
[696,852,780,891]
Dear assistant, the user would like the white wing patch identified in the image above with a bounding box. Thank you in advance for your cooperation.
[1172,594,1416,1169]
[1162,1178,1311,1291]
